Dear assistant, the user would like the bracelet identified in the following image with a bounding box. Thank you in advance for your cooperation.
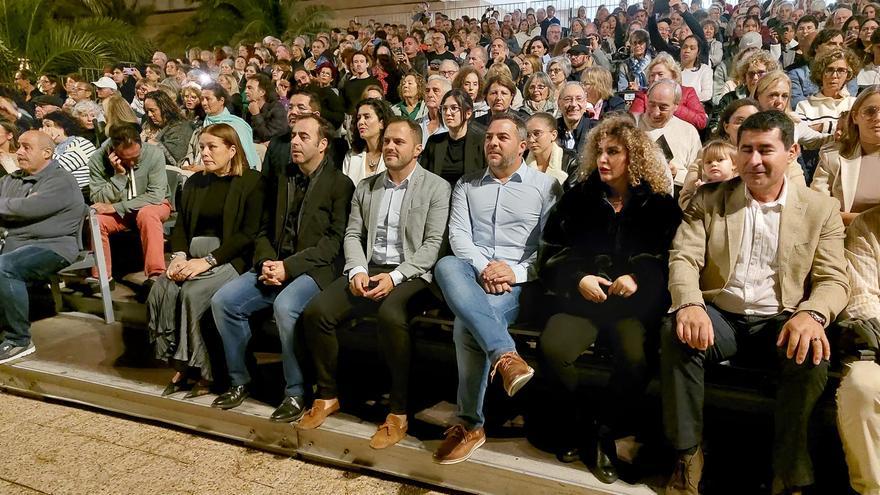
[675,302,706,312]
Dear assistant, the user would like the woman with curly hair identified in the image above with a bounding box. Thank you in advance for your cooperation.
[795,48,861,134]
[537,114,682,482]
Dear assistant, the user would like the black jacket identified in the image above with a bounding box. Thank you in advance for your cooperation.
[256,155,354,289]
[538,171,682,321]
[170,169,265,274]
[246,99,288,142]
[421,125,487,185]
[556,115,593,153]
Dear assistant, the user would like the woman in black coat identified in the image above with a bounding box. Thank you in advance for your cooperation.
[537,116,682,482]
[148,123,265,398]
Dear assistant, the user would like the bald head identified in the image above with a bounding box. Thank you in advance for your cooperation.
[16,130,56,174]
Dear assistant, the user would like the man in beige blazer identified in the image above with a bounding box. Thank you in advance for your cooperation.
[662,111,850,495]
[299,117,452,449]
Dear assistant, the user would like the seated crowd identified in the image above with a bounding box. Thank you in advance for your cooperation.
[1,0,880,493]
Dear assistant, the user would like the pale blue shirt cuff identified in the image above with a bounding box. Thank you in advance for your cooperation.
[390,270,405,286]
[512,264,529,285]
[348,266,368,280]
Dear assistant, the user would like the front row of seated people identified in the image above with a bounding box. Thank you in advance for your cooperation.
[0,107,878,494]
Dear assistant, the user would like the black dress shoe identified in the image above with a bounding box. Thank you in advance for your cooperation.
[270,395,305,422]
[212,385,248,409]
[161,378,191,396]
[591,434,620,484]
[556,446,580,463]
[184,382,211,399]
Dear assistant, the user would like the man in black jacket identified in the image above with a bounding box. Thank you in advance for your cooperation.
[210,115,354,420]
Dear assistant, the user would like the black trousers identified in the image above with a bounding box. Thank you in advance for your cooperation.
[540,311,650,441]
[660,304,828,489]
[302,267,434,414]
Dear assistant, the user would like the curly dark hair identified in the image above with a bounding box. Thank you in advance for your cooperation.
[808,47,862,86]
[42,111,84,138]
[350,98,393,154]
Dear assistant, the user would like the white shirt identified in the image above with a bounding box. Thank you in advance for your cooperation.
[714,178,789,315]
[348,169,414,286]
[680,64,713,102]
[342,151,385,185]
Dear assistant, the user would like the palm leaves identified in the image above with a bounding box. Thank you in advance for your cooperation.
[160,0,332,53]
[0,0,153,81]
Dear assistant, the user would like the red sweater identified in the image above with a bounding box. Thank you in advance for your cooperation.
[629,86,708,130]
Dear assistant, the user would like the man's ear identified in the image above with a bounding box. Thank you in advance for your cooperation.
[788,142,800,163]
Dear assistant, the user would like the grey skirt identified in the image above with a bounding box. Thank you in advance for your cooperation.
[147,236,237,380]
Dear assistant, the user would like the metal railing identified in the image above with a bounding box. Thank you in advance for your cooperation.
[355,0,622,27]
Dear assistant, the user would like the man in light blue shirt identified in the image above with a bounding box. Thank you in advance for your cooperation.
[433,114,562,465]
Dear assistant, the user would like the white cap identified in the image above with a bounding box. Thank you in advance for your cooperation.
[92,76,118,91]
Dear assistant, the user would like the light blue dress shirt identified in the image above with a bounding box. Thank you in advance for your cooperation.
[448,162,562,284]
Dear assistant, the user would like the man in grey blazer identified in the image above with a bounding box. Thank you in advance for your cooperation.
[299,117,452,450]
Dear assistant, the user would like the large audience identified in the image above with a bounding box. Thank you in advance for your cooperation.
[0,0,879,493]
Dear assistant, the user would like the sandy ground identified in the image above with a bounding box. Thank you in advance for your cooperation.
[0,392,447,495]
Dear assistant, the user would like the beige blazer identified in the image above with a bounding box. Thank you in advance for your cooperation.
[678,154,806,210]
[669,177,850,325]
[343,165,451,283]
[812,144,868,213]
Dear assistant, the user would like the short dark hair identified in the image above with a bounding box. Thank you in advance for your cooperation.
[42,111,83,138]
[798,14,819,29]
[737,110,795,149]
[716,98,759,141]
[486,111,527,141]
[294,114,333,141]
[290,89,322,113]
[246,72,278,103]
[201,82,228,103]
[385,116,423,145]
[109,122,142,149]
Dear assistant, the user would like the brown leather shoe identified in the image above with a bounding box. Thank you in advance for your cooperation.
[433,425,486,465]
[369,414,408,449]
[666,446,704,495]
[296,399,340,430]
[490,351,534,397]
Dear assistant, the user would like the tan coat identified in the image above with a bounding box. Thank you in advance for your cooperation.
[812,145,869,213]
[669,177,850,325]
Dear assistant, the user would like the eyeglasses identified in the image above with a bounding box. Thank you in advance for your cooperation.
[747,69,767,79]
[440,105,461,113]
[548,67,563,74]
[560,96,586,104]
[439,70,457,77]
[823,67,850,76]
[527,129,550,139]
[530,84,548,91]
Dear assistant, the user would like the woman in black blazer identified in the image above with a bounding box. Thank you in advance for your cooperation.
[537,116,682,482]
[148,123,265,398]
[420,89,487,186]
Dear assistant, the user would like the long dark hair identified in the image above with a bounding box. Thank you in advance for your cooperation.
[144,90,184,130]
[350,98,393,154]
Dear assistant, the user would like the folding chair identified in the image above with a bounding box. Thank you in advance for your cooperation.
[49,204,115,324]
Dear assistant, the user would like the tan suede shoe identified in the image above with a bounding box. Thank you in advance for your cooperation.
[369,414,408,449]
[666,446,704,495]
[433,425,486,465]
[296,399,340,430]
[490,351,534,397]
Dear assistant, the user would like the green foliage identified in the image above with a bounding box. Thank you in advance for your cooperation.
[0,0,153,81]
[160,0,333,53]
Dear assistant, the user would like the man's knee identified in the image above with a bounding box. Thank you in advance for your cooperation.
[839,361,880,409]
[376,302,408,334]
[135,205,167,227]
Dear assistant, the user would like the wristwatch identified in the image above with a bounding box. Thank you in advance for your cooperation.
[802,310,827,327]
[204,254,218,267]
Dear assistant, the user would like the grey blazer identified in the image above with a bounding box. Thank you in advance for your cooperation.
[343,165,451,283]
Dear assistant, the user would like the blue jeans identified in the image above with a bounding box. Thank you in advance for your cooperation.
[211,270,320,397]
[434,255,522,427]
[0,246,69,346]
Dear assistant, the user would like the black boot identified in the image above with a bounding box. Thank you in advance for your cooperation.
[590,426,619,484]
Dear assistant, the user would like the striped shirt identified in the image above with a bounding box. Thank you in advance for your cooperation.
[53,136,96,189]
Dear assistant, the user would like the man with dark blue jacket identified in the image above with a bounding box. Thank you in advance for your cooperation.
[0,130,84,363]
